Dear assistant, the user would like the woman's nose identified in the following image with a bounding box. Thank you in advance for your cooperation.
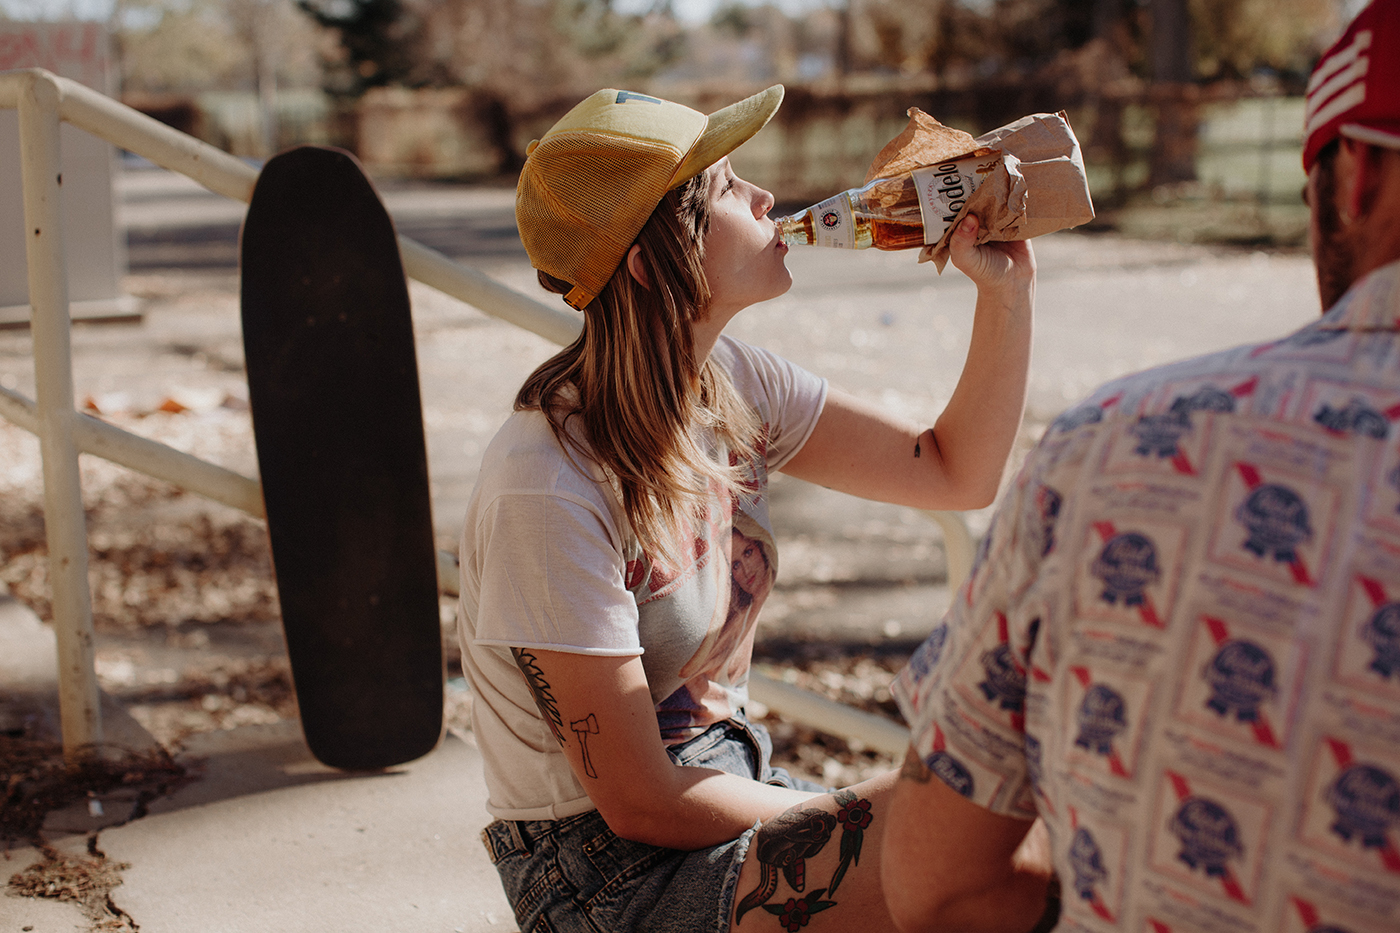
[753,185,775,218]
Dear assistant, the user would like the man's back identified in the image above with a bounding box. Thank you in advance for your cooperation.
[884,4,1400,931]
[894,261,1400,931]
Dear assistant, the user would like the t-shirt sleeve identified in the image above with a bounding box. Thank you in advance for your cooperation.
[471,490,644,656]
[716,336,827,471]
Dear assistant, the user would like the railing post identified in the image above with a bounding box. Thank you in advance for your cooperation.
[17,69,102,759]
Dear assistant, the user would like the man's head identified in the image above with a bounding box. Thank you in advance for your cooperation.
[1303,0,1400,309]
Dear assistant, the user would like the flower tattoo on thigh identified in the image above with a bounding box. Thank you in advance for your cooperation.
[735,790,873,928]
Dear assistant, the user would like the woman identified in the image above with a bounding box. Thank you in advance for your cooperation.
[458,85,1038,933]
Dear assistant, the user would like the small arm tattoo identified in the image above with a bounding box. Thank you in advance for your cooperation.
[570,713,600,778]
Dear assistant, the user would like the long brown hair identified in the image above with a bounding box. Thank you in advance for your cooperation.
[516,171,761,564]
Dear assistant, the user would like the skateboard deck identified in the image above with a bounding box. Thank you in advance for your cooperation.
[240,146,443,770]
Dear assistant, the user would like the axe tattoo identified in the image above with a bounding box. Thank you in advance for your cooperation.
[571,713,600,778]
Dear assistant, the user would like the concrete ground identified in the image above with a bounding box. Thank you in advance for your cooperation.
[0,165,1324,931]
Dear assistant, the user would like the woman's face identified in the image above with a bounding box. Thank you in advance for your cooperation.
[698,158,793,325]
[731,528,769,598]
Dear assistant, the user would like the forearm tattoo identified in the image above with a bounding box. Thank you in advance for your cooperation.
[735,790,874,928]
[511,648,566,747]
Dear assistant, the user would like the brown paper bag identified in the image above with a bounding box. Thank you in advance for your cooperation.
[866,109,1095,271]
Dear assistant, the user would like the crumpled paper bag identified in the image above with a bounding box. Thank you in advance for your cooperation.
[865,109,1095,271]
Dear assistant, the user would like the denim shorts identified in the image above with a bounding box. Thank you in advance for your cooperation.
[480,715,825,933]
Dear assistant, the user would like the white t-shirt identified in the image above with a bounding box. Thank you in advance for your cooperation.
[459,336,827,821]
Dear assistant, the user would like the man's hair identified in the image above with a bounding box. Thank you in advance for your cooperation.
[516,170,761,564]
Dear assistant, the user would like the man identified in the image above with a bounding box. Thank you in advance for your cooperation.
[882,2,1400,931]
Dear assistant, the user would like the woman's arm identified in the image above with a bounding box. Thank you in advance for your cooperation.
[514,646,820,849]
[781,214,1035,511]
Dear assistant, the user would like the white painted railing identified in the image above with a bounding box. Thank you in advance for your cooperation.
[1,66,971,762]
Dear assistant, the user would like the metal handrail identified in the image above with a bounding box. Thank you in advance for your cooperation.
[2,66,970,761]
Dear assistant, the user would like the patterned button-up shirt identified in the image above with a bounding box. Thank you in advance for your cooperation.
[893,261,1400,933]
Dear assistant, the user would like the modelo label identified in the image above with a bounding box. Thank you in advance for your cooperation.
[811,192,856,248]
[911,155,995,244]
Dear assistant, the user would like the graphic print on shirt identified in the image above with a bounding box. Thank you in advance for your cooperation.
[1105,379,1252,477]
[626,484,729,605]
[1042,393,1121,473]
[917,722,1008,804]
[1149,770,1270,905]
[616,419,781,744]
[1254,321,1352,363]
[1174,614,1304,751]
[1075,518,1187,628]
[1281,891,1387,933]
[1208,459,1340,591]
[1337,572,1400,700]
[1300,378,1400,440]
[1063,665,1152,780]
[1365,441,1400,535]
[652,500,778,741]
[1015,481,1063,562]
[1299,735,1400,875]
[955,612,1029,732]
[1064,807,1129,925]
[888,268,1400,933]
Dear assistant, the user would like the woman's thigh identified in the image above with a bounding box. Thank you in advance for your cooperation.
[729,770,902,933]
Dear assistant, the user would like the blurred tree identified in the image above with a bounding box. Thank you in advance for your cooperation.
[848,0,1338,87]
[112,0,320,94]
[296,0,422,97]
[1192,0,1338,80]
[1147,0,1195,185]
[404,0,688,107]
[112,0,248,91]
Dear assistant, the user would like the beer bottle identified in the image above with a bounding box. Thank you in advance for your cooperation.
[776,152,997,250]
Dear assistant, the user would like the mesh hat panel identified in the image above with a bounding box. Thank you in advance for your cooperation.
[518,135,680,307]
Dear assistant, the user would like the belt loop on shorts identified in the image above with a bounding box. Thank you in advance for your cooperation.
[481,819,534,863]
[509,819,531,855]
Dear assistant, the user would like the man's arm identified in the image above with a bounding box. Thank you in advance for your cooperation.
[882,747,1053,933]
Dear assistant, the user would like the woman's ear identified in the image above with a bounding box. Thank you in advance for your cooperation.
[626,244,651,290]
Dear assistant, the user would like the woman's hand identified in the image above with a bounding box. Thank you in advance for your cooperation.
[948,214,1036,308]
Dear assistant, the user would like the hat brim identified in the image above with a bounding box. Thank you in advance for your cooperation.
[671,85,784,190]
[1341,121,1400,152]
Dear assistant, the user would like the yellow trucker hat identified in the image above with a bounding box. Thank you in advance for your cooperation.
[516,85,784,310]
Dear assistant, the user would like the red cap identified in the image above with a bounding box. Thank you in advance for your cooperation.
[1304,0,1400,172]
